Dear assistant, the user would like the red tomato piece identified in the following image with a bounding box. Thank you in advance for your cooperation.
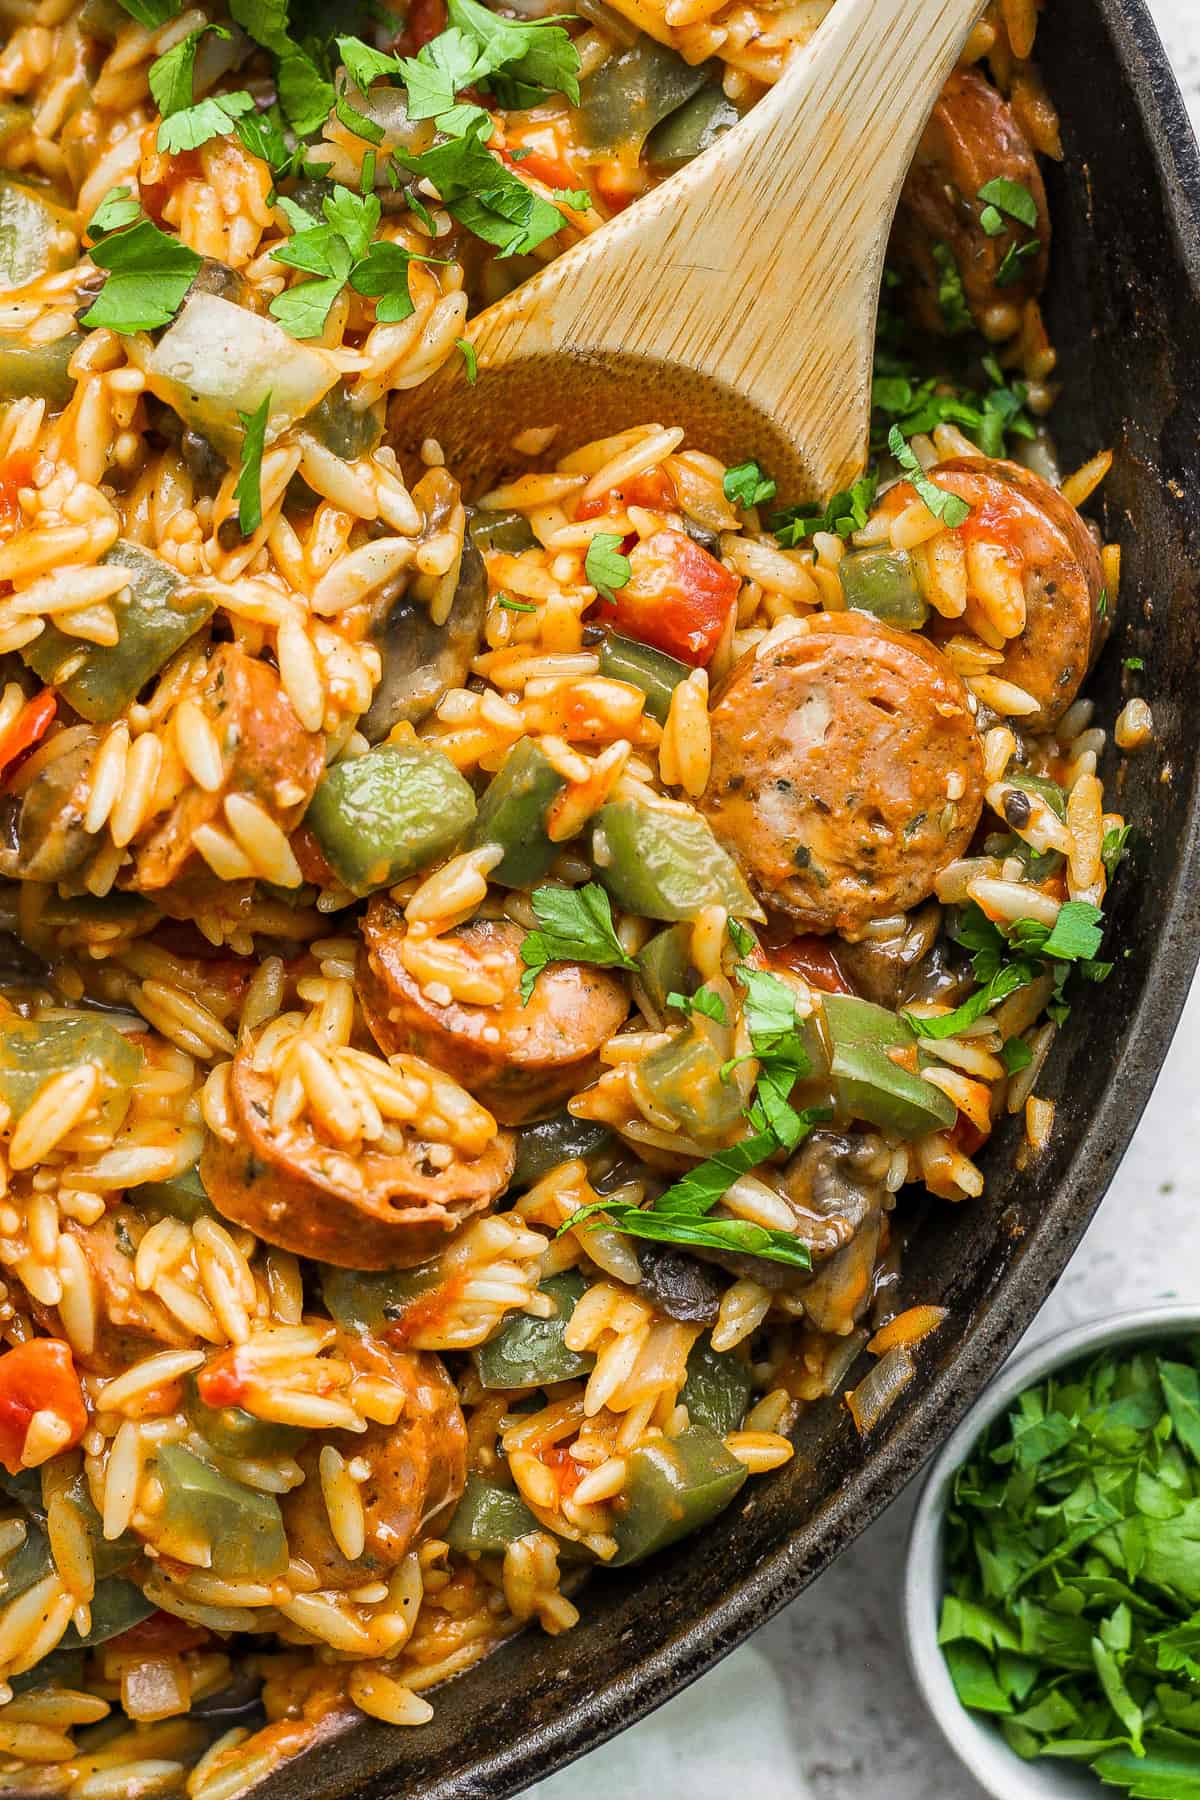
[0,452,33,537]
[771,936,853,995]
[0,689,55,783]
[195,1353,250,1410]
[109,1611,211,1656]
[575,465,677,522]
[608,529,738,668]
[394,0,446,54]
[0,1340,87,1474]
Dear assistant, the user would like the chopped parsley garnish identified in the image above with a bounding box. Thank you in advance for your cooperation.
[940,1340,1200,1788]
[552,187,592,212]
[393,122,567,257]
[976,176,1038,230]
[979,203,1005,238]
[233,392,270,536]
[996,237,1042,288]
[932,241,972,335]
[349,237,444,322]
[445,0,580,108]
[276,48,336,137]
[1125,655,1144,671]
[871,351,1034,463]
[497,594,536,612]
[1098,586,1109,620]
[912,898,1111,1043]
[1000,1036,1034,1074]
[584,532,631,603]
[771,470,877,548]
[1102,823,1132,878]
[270,186,442,337]
[149,27,255,153]
[82,202,201,334]
[457,337,478,383]
[519,882,637,1003]
[667,986,728,1025]
[723,459,776,510]
[888,426,971,527]
[88,186,142,235]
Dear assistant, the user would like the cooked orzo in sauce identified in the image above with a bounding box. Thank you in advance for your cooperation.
[0,0,1148,1786]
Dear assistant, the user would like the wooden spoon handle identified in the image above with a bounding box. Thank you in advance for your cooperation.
[466,0,984,496]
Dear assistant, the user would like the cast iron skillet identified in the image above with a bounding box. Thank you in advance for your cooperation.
[268,3,1200,1793]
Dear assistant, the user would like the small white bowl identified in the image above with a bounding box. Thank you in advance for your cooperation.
[904,1303,1200,1800]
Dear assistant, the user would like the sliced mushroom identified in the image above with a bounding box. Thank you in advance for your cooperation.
[360,534,486,741]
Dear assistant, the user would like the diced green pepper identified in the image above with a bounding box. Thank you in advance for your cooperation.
[77,0,126,36]
[466,738,565,888]
[598,632,688,725]
[577,38,712,158]
[304,743,477,897]
[24,541,215,724]
[645,83,739,170]
[10,1648,87,1694]
[134,1164,217,1224]
[468,508,537,555]
[136,292,339,461]
[475,1271,594,1390]
[19,892,155,959]
[591,800,762,922]
[301,379,382,461]
[610,1421,747,1565]
[681,1338,752,1437]
[0,331,81,408]
[636,922,695,1018]
[0,1474,139,1607]
[320,1261,442,1335]
[361,542,486,741]
[635,1021,743,1139]
[0,177,74,291]
[445,1473,538,1554]
[63,1578,156,1648]
[155,1444,287,1582]
[184,1373,305,1462]
[512,1110,612,1189]
[820,992,957,1138]
[838,546,929,628]
[0,1014,142,1136]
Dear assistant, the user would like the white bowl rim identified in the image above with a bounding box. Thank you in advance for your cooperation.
[904,1302,1200,1800]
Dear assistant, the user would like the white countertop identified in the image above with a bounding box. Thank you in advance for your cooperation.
[531,7,1200,1790]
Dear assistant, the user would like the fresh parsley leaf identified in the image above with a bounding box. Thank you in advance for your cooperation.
[568,1200,814,1270]
[771,470,877,548]
[149,26,221,119]
[393,123,566,256]
[335,33,404,91]
[446,0,580,104]
[903,961,1032,1040]
[158,92,255,155]
[1125,655,1144,671]
[457,337,478,383]
[234,392,270,535]
[888,425,971,527]
[996,236,1042,288]
[88,186,142,236]
[1102,823,1132,879]
[497,593,536,612]
[584,531,631,603]
[114,0,181,29]
[229,0,290,54]
[726,917,757,959]
[349,237,442,322]
[723,459,776,510]
[82,214,201,334]
[399,26,485,124]
[321,185,379,261]
[519,881,637,1002]
[277,47,336,137]
[1098,585,1109,620]
[552,186,591,211]
[667,985,728,1025]
[1001,1036,1034,1074]
[977,177,1038,230]
[1040,900,1105,963]
[932,240,972,335]
[270,270,348,337]
[335,85,385,144]
[979,203,1005,238]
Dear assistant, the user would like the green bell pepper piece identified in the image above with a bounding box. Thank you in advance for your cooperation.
[468,508,537,555]
[636,921,695,1018]
[23,541,215,724]
[77,0,126,36]
[577,38,712,158]
[0,1472,139,1606]
[820,992,957,1138]
[320,1261,442,1336]
[466,738,565,888]
[512,1110,612,1189]
[445,1474,539,1554]
[680,1338,752,1438]
[0,1014,142,1135]
[591,800,762,923]
[610,1421,747,1565]
[301,379,382,461]
[184,1373,305,1462]
[304,743,477,897]
[0,331,81,408]
[62,1579,157,1648]
[598,632,688,725]
[134,1164,217,1224]
[635,1022,743,1139]
[0,177,74,291]
[156,1444,287,1582]
[475,1271,594,1390]
[645,83,739,170]
[10,1648,87,1694]
[838,546,929,628]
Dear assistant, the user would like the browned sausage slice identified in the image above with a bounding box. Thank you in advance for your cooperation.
[281,1335,466,1591]
[40,1212,194,1376]
[699,614,984,936]
[200,1034,515,1269]
[929,456,1104,729]
[893,66,1049,341]
[135,644,326,891]
[359,901,630,1126]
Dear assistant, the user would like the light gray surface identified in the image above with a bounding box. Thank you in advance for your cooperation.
[530,6,1200,1792]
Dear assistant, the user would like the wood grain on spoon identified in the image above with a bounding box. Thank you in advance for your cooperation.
[391,0,985,502]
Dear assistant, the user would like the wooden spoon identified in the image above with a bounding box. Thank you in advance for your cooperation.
[392,0,985,501]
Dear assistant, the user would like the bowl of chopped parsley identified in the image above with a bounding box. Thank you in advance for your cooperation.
[905,1306,1200,1799]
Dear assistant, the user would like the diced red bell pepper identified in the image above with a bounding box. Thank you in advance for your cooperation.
[0,452,34,536]
[0,689,55,783]
[108,1611,212,1656]
[576,465,677,522]
[607,528,738,668]
[771,935,853,995]
[195,1351,250,1410]
[0,1339,87,1474]
[395,0,446,55]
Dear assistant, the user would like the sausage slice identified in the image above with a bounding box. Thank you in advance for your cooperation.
[929,456,1104,729]
[893,66,1049,341]
[281,1335,466,1591]
[360,900,630,1126]
[200,1033,515,1269]
[699,614,984,936]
